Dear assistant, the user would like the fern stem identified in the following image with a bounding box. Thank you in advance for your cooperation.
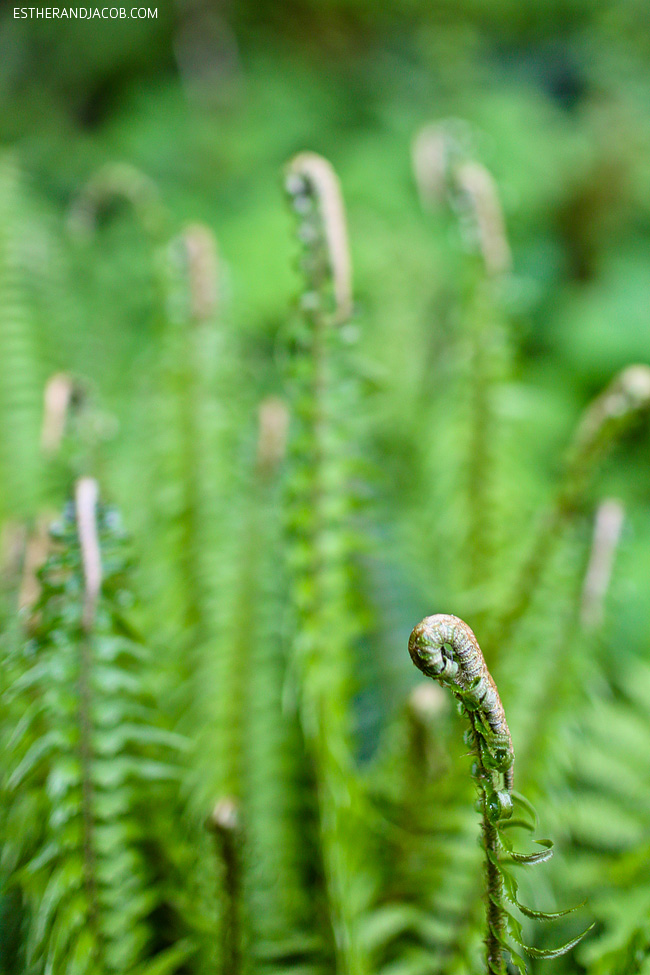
[413,131,511,598]
[207,798,243,975]
[409,614,514,975]
[285,152,367,974]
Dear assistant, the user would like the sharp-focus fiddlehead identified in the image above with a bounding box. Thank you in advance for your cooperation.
[408,614,514,803]
[409,614,592,975]
[284,152,370,974]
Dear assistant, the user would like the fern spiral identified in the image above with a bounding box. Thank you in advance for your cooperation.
[409,613,592,975]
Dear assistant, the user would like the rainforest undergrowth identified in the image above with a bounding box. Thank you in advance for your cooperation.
[1,130,650,975]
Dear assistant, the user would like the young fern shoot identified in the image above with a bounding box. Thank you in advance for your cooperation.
[284,152,369,974]
[68,162,169,245]
[3,480,184,974]
[408,613,592,975]
[492,364,650,654]
[412,123,512,601]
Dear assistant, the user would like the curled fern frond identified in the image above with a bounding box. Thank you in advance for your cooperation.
[68,163,168,245]
[286,151,352,325]
[412,121,510,279]
[453,161,512,280]
[493,364,650,652]
[284,151,370,973]
[408,614,591,974]
[411,122,515,605]
[40,373,75,457]
[142,219,231,703]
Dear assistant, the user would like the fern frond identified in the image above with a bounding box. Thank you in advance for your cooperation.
[490,364,650,656]
[284,151,373,974]
[68,163,168,245]
[408,614,591,975]
[2,479,185,974]
[410,123,515,615]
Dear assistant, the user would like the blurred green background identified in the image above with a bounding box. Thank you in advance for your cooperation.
[3,0,650,651]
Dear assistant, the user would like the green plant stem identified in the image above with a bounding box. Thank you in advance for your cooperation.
[473,710,507,975]
[208,800,242,975]
[78,628,101,949]
[409,615,513,975]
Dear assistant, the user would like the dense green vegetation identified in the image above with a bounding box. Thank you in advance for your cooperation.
[2,3,650,973]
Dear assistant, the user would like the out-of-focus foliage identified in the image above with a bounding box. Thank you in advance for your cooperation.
[2,2,650,973]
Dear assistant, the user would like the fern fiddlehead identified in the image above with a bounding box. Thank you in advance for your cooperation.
[492,364,650,653]
[409,615,513,974]
[409,613,592,975]
[409,615,514,793]
[284,152,369,974]
[68,162,169,246]
[412,124,513,604]
[142,220,231,719]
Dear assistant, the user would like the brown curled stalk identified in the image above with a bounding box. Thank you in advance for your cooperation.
[165,221,221,330]
[41,372,74,455]
[409,614,514,975]
[492,364,650,652]
[158,221,221,646]
[454,160,512,280]
[256,395,290,478]
[20,373,88,610]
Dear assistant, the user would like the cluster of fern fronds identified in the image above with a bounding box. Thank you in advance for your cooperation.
[1,129,650,975]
